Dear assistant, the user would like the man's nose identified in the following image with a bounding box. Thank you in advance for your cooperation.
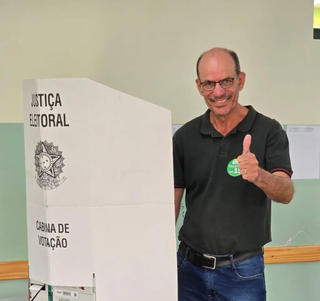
[213,83,225,97]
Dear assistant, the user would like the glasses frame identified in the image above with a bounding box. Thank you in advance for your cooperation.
[199,73,239,91]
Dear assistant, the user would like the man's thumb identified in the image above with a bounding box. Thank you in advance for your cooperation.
[242,134,251,154]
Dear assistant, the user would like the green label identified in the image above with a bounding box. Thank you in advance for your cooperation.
[227,159,240,177]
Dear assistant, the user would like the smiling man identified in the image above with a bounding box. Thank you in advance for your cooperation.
[173,47,294,301]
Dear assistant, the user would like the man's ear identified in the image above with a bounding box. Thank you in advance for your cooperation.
[238,72,246,91]
[195,78,204,96]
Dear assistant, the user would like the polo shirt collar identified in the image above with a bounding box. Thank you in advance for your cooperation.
[200,105,258,137]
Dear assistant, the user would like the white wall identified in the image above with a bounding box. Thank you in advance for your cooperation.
[0,0,319,124]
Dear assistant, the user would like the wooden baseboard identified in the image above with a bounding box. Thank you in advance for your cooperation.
[0,260,28,281]
[0,246,319,280]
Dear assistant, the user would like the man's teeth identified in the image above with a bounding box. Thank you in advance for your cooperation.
[215,98,227,103]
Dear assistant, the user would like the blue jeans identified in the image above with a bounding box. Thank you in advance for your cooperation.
[177,249,266,301]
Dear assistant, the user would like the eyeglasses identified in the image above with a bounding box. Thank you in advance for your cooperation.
[200,74,238,91]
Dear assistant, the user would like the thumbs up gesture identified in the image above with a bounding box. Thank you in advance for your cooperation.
[237,134,260,182]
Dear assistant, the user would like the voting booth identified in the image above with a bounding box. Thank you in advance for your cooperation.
[22,79,177,301]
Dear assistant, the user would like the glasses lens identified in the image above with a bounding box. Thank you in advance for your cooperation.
[220,78,234,89]
[202,82,215,91]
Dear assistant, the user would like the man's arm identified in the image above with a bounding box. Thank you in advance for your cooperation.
[175,188,185,223]
[252,170,294,204]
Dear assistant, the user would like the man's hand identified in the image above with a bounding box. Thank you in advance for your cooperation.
[237,134,259,182]
[237,134,294,203]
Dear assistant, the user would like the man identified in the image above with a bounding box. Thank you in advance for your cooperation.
[173,47,294,301]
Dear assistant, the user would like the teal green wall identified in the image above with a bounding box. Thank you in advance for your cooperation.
[0,280,28,299]
[266,263,320,300]
[0,123,28,298]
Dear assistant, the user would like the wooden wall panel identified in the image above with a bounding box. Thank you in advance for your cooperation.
[264,245,320,264]
[0,260,28,281]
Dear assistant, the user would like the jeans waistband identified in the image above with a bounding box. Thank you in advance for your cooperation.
[179,241,263,269]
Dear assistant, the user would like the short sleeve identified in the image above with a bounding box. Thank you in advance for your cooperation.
[173,131,185,188]
[265,123,293,177]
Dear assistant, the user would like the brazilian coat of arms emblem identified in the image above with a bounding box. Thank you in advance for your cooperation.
[34,141,66,190]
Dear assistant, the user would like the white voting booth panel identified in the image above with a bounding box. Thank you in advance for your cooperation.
[23,78,177,301]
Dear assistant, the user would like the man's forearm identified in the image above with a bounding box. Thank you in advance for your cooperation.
[253,169,294,204]
[175,188,184,223]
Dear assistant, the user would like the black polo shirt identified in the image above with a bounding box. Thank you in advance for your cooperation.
[173,106,292,255]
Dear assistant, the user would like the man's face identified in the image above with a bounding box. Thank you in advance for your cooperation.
[196,52,245,117]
